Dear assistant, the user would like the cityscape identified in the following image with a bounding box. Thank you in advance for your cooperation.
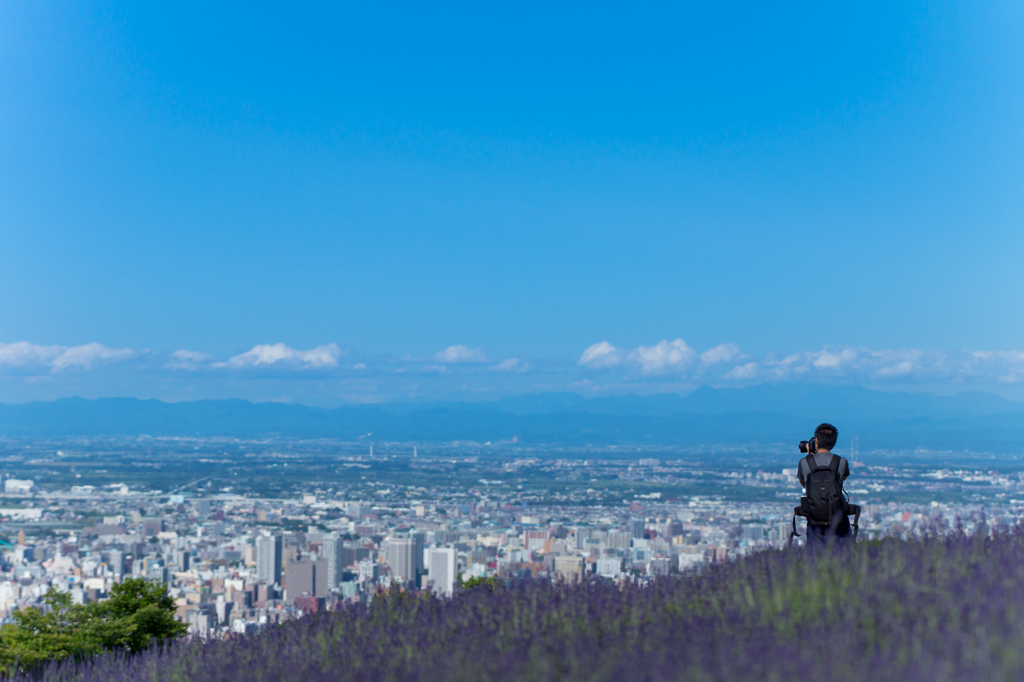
[0,437,1021,637]
[3,2,1023,677]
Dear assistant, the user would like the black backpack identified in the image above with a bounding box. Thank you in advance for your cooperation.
[802,454,846,526]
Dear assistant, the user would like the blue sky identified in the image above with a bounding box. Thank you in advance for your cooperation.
[2,2,1023,404]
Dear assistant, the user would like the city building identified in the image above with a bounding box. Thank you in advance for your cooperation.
[428,547,456,597]
[387,533,424,587]
[322,534,344,589]
[285,560,314,599]
[256,534,282,585]
[628,519,645,539]
[554,556,583,583]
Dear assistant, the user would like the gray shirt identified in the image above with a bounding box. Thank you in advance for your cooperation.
[797,452,850,488]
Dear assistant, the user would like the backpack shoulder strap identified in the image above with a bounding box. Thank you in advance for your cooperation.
[805,454,818,472]
[828,454,848,512]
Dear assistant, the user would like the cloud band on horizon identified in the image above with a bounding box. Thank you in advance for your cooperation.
[2,339,1024,405]
[578,339,1024,385]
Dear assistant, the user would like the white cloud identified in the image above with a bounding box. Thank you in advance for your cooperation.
[0,342,64,368]
[737,346,1024,385]
[576,338,1024,386]
[810,347,859,370]
[433,345,488,364]
[491,357,532,373]
[875,359,915,378]
[966,350,1024,384]
[7,336,1024,401]
[627,339,696,375]
[50,343,138,370]
[760,347,945,382]
[165,349,216,371]
[579,341,622,368]
[581,338,700,375]
[700,343,741,365]
[0,341,137,372]
[222,343,343,369]
[724,362,759,380]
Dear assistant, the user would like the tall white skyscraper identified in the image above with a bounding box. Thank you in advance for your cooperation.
[322,534,344,589]
[387,532,425,587]
[575,527,593,549]
[256,534,282,584]
[387,537,412,583]
[428,547,456,597]
[606,530,630,550]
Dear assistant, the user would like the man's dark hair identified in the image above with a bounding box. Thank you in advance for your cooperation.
[814,423,838,451]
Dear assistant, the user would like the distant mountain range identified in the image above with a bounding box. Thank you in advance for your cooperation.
[1,385,1023,452]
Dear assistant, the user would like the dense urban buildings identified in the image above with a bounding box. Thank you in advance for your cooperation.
[0,437,1021,637]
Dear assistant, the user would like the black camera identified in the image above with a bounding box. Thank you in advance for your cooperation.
[799,437,817,454]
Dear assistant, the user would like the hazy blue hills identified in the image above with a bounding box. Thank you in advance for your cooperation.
[449,384,1024,420]
[1,385,1023,452]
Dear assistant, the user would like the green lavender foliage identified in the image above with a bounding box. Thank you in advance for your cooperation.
[21,530,1024,682]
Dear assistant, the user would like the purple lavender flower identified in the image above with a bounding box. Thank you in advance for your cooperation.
[23,529,1024,682]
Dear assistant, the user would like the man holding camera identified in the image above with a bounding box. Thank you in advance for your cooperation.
[795,423,855,546]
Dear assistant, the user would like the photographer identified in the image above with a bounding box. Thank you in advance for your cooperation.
[795,423,854,546]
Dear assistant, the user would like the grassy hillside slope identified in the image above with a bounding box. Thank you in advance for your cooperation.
[26,531,1024,681]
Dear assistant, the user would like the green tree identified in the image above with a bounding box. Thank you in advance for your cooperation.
[456,573,504,592]
[95,578,186,653]
[0,578,187,673]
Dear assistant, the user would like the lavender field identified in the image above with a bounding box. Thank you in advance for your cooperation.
[26,530,1024,682]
